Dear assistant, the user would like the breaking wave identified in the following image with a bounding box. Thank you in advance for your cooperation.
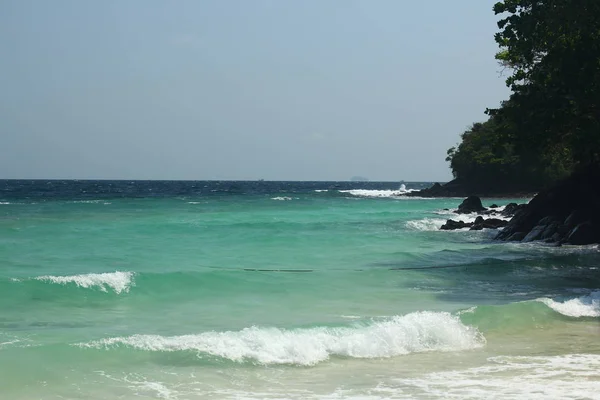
[78,311,485,366]
[537,290,600,317]
[35,271,134,294]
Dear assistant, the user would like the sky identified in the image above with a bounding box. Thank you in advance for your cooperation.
[0,0,510,181]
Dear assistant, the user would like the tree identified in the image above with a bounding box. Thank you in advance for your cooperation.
[490,0,600,166]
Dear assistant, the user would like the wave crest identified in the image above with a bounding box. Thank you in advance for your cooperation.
[35,271,134,294]
[537,290,600,317]
[78,311,485,365]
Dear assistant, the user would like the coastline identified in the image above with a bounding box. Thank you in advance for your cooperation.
[403,179,537,199]
[426,167,600,246]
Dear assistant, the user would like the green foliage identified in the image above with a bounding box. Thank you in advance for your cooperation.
[491,0,600,166]
[447,0,599,191]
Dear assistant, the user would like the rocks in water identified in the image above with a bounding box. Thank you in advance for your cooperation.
[489,204,499,209]
[470,217,509,231]
[440,219,472,230]
[440,196,512,231]
[501,203,527,217]
[440,216,508,231]
[456,196,486,214]
[495,167,600,245]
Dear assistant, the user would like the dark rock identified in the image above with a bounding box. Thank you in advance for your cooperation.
[496,166,600,245]
[548,232,563,243]
[404,178,538,198]
[540,222,561,241]
[507,232,527,241]
[440,219,473,230]
[456,196,486,214]
[489,204,499,208]
[564,210,588,229]
[501,203,526,217]
[496,207,539,240]
[523,225,547,242]
[565,222,599,245]
[470,218,509,231]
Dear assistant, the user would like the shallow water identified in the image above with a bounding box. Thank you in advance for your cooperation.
[1,180,599,399]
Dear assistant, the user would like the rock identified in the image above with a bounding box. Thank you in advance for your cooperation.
[496,207,539,240]
[521,216,561,242]
[496,166,600,245]
[489,204,499,208]
[456,196,486,214]
[440,219,473,230]
[501,203,526,217]
[565,222,599,245]
[540,222,562,240]
[523,225,547,242]
[564,210,588,229]
[507,232,527,241]
[470,217,509,231]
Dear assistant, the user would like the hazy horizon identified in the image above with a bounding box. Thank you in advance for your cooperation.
[1,0,510,181]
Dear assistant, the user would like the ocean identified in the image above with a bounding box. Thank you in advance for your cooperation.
[1,180,599,399]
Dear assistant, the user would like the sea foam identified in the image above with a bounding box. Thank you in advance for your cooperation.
[35,271,134,294]
[537,290,600,317]
[388,354,600,400]
[79,311,485,366]
[340,184,418,199]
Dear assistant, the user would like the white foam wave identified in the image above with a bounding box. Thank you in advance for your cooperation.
[71,200,103,204]
[79,311,484,366]
[406,210,514,232]
[314,190,329,193]
[405,218,449,231]
[271,196,295,201]
[339,189,417,199]
[339,184,420,198]
[405,214,478,232]
[35,271,134,294]
[390,354,600,400]
[537,290,600,317]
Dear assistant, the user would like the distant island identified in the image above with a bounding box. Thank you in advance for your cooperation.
[350,176,369,182]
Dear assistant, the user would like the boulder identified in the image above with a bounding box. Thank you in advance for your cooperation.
[456,196,486,214]
[470,217,509,231]
[496,166,600,245]
[507,232,527,241]
[565,222,599,245]
[501,203,526,217]
[440,219,473,230]
[489,204,499,208]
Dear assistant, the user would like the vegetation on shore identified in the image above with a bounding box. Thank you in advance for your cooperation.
[445,0,599,192]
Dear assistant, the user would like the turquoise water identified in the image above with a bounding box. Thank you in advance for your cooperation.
[1,181,600,399]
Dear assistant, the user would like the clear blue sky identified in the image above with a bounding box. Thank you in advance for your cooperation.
[0,0,509,181]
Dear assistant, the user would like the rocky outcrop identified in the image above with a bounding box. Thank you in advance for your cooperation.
[470,216,509,230]
[440,216,510,231]
[501,203,527,217]
[405,179,536,198]
[456,196,486,214]
[495,167,600,245]
[440,219,473,230]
